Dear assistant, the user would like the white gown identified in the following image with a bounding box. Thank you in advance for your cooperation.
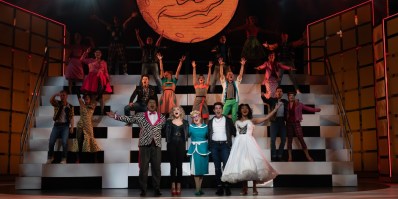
[221,120,278,183]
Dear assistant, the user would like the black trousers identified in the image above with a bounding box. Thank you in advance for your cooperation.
[167,140,186,183]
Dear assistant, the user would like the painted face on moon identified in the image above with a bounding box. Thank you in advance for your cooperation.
[137,0,239,43]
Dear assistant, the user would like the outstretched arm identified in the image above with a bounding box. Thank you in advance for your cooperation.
[135,29,144,47]
[228,24,248,33]
[175,55,185,79]
[252,102,281,124]
[237,57,246,81]
[206,61,212,85]
[122,11,138,29]
[263,42,278,51]
[302,104,321,113]
[192,61,197,86]
[157,53,164,78]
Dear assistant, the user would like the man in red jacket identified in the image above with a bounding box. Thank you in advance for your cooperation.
[286,92,321,162]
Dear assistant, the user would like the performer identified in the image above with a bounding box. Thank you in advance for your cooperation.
[255,52,295,98]
[286,92,321,162]
[64,33,94,94]
[191,60,212,123]
[124,74,157,116]
[46,90,74,164]
[220,57,246,122]
[136,28,164,93]
[208,102,236,196]
[264,32,305,93]
[221,103,279,195]
[157,53,185,115]
[91,12,137,74]
[70,93,101,163]
[187,110,210,196]
[210,35,231,93]
[80,48,112,115]
[261,86,289,161]
[228,16,274,62]
[106,97,165,197]
[163,106,189,196]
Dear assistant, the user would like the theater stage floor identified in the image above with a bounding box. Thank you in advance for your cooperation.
[0,177,396,198]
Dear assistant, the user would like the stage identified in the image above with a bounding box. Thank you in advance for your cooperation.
[1,177,396,198]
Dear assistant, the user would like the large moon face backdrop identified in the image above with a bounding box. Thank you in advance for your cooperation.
[136,0,239,43]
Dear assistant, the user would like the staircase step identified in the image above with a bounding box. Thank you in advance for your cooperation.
[332,174,357,186]
[19,164,42,177]
[15,177,41,189]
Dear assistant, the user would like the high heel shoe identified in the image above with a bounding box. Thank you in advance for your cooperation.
[176,188,181,195]
[171,188,177,196]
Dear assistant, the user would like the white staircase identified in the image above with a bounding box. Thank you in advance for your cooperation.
[16,74,357,189]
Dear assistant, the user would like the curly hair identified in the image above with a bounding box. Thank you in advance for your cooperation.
[190,110,201,118]
[168,106,185,120]
[237,104,253,120]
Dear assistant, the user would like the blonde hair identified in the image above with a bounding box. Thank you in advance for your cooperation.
[168,106,185,120]
[190,110,201,118]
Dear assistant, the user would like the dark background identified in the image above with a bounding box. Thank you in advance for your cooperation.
[5,0,397,74]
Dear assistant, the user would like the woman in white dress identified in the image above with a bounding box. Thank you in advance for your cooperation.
[221,103,280,195]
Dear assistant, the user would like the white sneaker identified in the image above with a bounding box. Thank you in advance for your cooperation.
[60,158,67,164]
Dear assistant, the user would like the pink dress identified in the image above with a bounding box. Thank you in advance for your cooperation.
[80,58,112,94]
[65,44,85,81]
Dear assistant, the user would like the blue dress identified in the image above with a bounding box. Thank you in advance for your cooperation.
[187,123,210,176]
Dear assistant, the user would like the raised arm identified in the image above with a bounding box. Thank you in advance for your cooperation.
[76,93,84,107]
[122,11,138,29]
[252,102,281,124]
[135,29,144,47]
[50,92,59,106]
[85,36,95,49]
[155,31,164,47]
[157,53,164,78]
[206,61,212,85]
[175,55,185,79]
[192,60,197,86]
[80,48,91,63]
[219,57,225,81]
[237,57,246,81]
[91,14,111,27]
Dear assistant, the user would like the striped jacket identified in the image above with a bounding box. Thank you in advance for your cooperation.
[116,112,166,147]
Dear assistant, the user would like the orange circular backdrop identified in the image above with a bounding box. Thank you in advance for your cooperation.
[137,0,239,43]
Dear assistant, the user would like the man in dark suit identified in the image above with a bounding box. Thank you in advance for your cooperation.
[261,86,289,161]
[124,74,157,116]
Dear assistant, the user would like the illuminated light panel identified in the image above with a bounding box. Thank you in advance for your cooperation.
[137,0,239,43]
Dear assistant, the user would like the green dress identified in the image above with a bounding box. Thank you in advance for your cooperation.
[187,123,210,175]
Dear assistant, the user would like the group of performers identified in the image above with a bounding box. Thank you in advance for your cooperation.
[47,14,322,197]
